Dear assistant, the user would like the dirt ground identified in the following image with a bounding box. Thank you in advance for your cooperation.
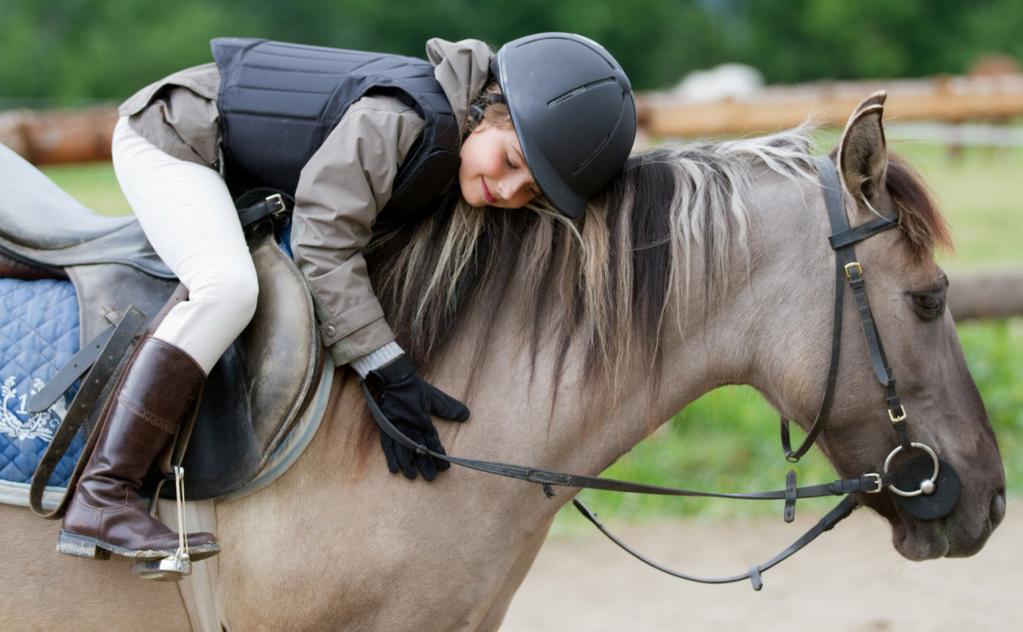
[503,504,1018,631]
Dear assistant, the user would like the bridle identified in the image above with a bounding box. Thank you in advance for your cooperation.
[360,154,961,591]
[780,154,960,520]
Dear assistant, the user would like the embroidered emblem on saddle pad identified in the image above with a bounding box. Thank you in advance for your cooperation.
[0,278,85,507]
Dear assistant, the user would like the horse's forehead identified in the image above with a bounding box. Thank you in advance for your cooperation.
[862,225,941,285]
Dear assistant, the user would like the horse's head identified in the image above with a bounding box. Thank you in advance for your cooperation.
[753,93,1005,561]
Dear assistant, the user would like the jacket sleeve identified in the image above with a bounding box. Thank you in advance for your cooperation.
[290,96,426,366]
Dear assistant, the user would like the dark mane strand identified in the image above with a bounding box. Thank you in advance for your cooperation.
[885,155,954,259]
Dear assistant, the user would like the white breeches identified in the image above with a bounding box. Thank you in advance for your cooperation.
[111,117,258,374]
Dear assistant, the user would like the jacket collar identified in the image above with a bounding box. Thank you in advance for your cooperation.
[426,38,495,132]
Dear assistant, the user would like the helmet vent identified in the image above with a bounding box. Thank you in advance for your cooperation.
[547,77,617,106]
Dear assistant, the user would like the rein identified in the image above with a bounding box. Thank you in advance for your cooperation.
[359,155,960,591]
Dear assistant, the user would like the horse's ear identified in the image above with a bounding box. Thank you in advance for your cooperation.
[853,90,887,115]
[837,92,888,210]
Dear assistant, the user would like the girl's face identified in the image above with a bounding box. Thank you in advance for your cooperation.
[458,122,540,209]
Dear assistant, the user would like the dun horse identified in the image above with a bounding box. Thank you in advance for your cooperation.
[0,95,1004,630]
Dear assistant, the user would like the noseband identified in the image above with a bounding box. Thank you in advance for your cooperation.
[360,154,960,591]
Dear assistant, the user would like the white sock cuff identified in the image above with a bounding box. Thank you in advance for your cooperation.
[350,342,405,378]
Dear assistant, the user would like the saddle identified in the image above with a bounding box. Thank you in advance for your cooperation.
[0,142,326,503]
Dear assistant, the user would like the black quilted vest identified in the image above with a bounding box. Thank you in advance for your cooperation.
[212,37,461,223]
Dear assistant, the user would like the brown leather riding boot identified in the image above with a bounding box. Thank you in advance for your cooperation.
[58,337,220,562]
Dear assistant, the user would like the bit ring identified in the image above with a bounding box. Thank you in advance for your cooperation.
[883,442,940,498]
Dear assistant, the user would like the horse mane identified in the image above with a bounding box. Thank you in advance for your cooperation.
[349,129,953,472]
[364,129,818,402]
[362,130,950,410]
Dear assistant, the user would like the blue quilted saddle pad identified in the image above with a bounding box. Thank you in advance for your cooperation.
[0,277,84,504]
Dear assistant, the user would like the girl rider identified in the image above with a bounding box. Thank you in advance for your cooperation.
[57,33,637,564]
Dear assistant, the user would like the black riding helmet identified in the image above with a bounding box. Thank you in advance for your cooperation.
[493,33,637,219]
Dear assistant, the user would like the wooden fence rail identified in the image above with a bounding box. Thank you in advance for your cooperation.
[948,268,1023,322]
[4,73,1023,162]
[0,107,118,165]
[640,74,1023,137]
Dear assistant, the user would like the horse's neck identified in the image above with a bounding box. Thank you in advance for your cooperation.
[474,169,830,476]
[430,255,774,482]
[431,329,721,480]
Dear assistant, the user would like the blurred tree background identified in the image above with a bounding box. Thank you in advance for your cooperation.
[2,0,1022,107]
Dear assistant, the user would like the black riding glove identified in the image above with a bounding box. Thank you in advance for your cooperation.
[367,354,470,481]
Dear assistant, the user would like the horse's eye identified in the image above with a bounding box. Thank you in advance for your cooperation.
[911,292,945,320]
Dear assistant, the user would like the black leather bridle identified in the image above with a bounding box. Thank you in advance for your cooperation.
[360,154,961,591]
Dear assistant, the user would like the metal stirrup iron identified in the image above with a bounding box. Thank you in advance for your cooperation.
[131,465,192,581]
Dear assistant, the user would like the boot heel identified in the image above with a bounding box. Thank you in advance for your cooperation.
[57,531,112,560]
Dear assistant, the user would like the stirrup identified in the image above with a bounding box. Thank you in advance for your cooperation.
[133,465,191,581]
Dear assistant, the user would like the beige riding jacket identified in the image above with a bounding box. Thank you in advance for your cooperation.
[118,38,493,365]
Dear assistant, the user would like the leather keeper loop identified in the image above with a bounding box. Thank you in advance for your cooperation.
[784,470,797,523]
[749,566,764,591]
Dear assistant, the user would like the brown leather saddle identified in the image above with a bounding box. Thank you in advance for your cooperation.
[0,142,324,503]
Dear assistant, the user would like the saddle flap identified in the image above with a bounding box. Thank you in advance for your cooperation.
[172,232,322,499]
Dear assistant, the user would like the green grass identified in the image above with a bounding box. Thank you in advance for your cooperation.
[39,143,1023,530]
[42,162,131,217]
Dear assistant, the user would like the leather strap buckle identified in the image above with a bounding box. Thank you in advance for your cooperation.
[265,193,287,217]
[843,261,863,281]
[863,473,884,494]
[888,405,907,423]
[237,190,293,233]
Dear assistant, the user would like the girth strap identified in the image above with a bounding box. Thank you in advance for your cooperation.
[29,307,148,518]
[27,323,116,413]
[235,189,293,233]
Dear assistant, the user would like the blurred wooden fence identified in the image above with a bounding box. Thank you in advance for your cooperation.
[948,268,1023,322]
[640,74,1023,137]
[0,107,118,165]
[1,75,1021,321]
[3,73,1023,163]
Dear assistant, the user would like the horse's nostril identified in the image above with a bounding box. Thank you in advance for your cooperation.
[990,490,1007,529]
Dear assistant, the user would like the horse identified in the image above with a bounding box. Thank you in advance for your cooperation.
[0,93,1005,631]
